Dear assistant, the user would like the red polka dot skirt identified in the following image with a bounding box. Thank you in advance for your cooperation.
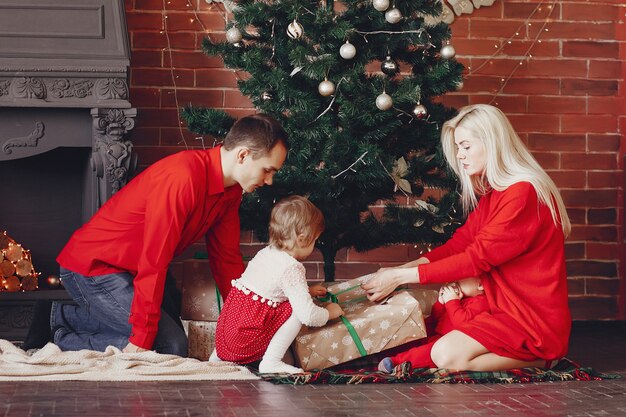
[215,284,293,364]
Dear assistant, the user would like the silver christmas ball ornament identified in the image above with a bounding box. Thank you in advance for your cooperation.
[385,8,403,24]
[440,43,456,59]
[225,27,243,44]
[412,103,428,119]
[381,55,399,76]
[375,92,393,111]
[260,91,273,101]
[372,0,390,12]
[318,79,335,96]
[287,19,304,40]
[339,41,357,60]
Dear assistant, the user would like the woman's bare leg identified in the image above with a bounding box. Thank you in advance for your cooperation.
[430,330,544,371]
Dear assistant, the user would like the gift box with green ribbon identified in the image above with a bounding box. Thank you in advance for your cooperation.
[293,275,433,371]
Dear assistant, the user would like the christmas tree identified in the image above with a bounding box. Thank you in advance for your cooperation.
[183,0,464,281]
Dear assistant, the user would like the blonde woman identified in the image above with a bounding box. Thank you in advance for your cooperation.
[363,104,571,371]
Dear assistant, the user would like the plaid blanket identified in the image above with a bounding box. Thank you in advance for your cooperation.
[259,358,620,385]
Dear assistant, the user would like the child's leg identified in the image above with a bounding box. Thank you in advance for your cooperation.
[258,313,303,374]
[391,341,438,369]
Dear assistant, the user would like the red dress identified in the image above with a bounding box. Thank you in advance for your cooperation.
[418,182,571,361]
[390,296,489,368]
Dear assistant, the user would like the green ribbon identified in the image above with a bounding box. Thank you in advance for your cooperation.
[215,285,222,314]
[318,287,368,357]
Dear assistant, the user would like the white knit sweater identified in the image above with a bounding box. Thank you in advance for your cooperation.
[234,246,329,327]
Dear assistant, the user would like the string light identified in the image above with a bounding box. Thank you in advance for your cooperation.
[331,152,368,180]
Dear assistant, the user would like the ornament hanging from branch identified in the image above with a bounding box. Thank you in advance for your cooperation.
[287,19,304,39]
[339,41,357,60]
[381,55,399,76]
[318,79,335,96]
[225,26,242,44]
[385,8,403,24]
[372,0,390,12]
[376,91,393,110]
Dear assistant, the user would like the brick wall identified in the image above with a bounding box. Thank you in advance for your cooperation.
[125,0,625,320]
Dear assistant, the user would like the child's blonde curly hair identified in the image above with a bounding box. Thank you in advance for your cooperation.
[269,195,324,251]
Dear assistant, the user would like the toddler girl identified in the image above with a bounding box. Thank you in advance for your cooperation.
[212,195,343,374]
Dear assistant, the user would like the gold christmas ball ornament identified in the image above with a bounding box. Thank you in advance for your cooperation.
[372,0,390,12]
[412,103,428,119]
[260,91,273,101]
[287,19,304,39]
[339,41,357,60]
[375,92,393,111]
[440,43,456,59]
[381,55,399,76]
[225,27,243,44]
[385,8,403,24]
[318,79,335,96]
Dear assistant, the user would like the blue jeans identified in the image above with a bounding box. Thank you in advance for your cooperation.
[51,267,188,356]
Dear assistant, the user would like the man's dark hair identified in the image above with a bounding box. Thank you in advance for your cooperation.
[223,114,289,157]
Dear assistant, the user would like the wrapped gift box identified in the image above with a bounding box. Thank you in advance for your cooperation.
[187,320,217,361]
[181,259,223,321]
[293,275,436,371]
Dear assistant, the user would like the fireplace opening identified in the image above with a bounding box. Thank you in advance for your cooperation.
[0,147,92,279]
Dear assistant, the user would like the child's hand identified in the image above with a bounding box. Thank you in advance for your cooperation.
[325,303,344,320]
[309,284,327,297]
[439,283,461,304]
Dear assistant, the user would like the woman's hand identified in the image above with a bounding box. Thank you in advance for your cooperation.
[325,302,344,320]
[362,266,418,302]
[308,284,327,297]
[122,342,148,353]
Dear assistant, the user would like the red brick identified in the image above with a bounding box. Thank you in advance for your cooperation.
[126,11,163,31]
[567,208,586,225]
[160,127,210,147]
[502,78,560,95]
[508,114,561,133]
[134,146,183,166]
[347,245,410,262]
[562,152,617,170]
[130,50,163,67]
[130,87,161,107]
[135,0,192,11]
[527,133,585,151]
[438,94,470,109]
[163,50,223,68]
[470,95,527,113]
[561,115,618,134]
[567,278,585,296]
[130,126,160,146]
[588,97,626,116]
[547,170,586,188]
[531,152,560,170]
[161,88,223,107]
[164,11,224,32]
[588,134,620,152]
[569,296,618,320]
[566,260,617,278]
[529,22,614,41]
[565,242,585,259]
[585,278,621,296]
[500,40,559,58]
[561,79,618,96]
[562,190,618,208]
[195,69,239,88]
[503,2,560,20]
[568,225,617,242]
[131,68,195,87]
[588,60,621,78]
[224,90,253,108]
[563,41,619,59]
[588,208,617,225]
[450,17,469,38]
[561,3,618,21]
[133,31,196,50]
[137,108,183,127]
[333,262,380,281]
[471,2,502,18]
[469,19,530,39]
[527,97,586,115]
[587,242,622,260]
[588,171,621,188]
[458,75,501,94]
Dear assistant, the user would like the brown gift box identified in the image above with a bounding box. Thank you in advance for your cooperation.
[187,321,217,361]
[293,275,436,371]
[181,259,223,321]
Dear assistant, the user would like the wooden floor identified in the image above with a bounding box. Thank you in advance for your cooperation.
[2,321,625,417]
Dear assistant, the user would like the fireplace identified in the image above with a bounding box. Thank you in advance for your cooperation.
[0,0,136,339]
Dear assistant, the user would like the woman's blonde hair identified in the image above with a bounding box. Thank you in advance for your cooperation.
[269,195,325,250]
[441,104,570,237]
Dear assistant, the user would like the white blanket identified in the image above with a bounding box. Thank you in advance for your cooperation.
[0,340,259,381]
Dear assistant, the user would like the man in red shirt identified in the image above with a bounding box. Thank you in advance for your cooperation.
[31,114,288,355]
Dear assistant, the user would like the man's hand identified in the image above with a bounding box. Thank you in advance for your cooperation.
[122,341,148,353]
[308,284,327,297]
